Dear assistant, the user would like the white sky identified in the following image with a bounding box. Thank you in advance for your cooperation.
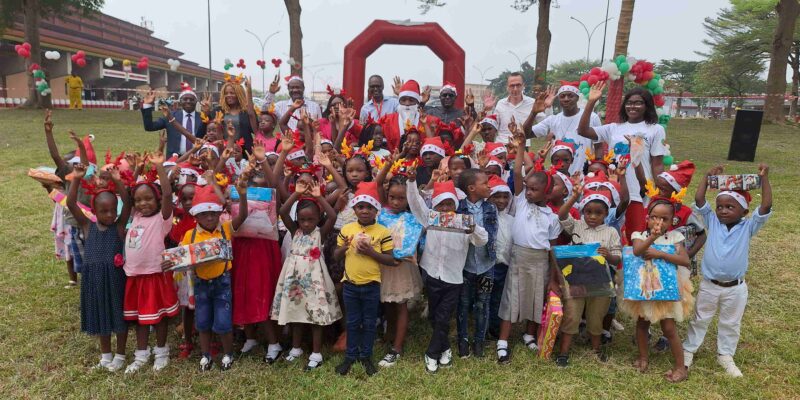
[103,0,732,94]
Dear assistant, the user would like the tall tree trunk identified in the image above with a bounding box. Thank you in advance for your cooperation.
[604,0,635,124]
[533,0,552,91]
[789,44,799,119]
[676,91,683,116]
[284,0,303,78]
[21,0,51,109]
[763,0,800,124]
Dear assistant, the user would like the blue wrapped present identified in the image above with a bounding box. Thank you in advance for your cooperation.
[622,245,679,301]
[553,243,615,299]
[378,210,423,259]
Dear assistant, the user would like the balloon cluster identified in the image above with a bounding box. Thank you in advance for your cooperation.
[167,58,181,71]
[287,57,301,70]
[122,59,132,73]
[619,56,666,107]
[14,42,32,58]
[271,58,282,68]
[104,57,114,67]
[137,56,149,70]
[71,51,87,67]
[223,58,234,70]
[236,58,246,69]
[578,67,611,96]
[256,59,266,69]
[44,51,61,60]
[31,64,51,96]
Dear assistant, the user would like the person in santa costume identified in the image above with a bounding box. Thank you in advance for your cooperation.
[380,80,440,152]
[523,81,603,175]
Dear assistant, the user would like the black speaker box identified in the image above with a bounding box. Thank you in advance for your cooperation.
[727,110,763,162]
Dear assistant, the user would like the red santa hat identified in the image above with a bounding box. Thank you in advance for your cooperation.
[717,190,751,209]
[178,82,197,100]
[440,81,457,95]
[583,170,620,205]
[398,80,421,102]
[552,140,576,156]
[556,80,581,97]
[658,160,695,191]
[578,189,612,210]
[480,114,499,130]
[285,75,304,84]
[349,181,382,211]
[421,136,446,158]
[486,156,504,170]
[189,184,223,215]
[163,153,179,168]
[488,174,511,196]
[484,142,507,157]
[286,145,306,161]
[553,170,573,198]
[431,180,458,208]
[70,134,96,165]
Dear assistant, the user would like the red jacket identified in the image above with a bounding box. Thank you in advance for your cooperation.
[379,113,440,152]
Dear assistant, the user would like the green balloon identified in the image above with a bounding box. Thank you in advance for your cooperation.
[615,55,626,64]
[37,83,48,91]
[647,79,659,90]
[579,81,589,89]
[654,73,661,81]
[581,87,590,95]
[33,70,45,79]
[663,154,674,167]
[653,86,664,95]
[619,63,630,74]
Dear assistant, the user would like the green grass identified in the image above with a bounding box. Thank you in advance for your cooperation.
[1,109,799,399]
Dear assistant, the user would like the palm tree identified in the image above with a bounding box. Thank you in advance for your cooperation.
[605,0,635,124]
[284,0,303,77]
[764,0,800,124]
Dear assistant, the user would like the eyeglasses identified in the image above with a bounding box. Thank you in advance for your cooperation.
[625,100,645,107]
[440,93,455,98]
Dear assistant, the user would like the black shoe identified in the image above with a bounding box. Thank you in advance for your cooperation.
[220,354,234,371]
[458,339,471,359]
[304,359,323,371]
[361,358,378,376]
[336,358,355,376]
[654,336,670,353]
[497,348,511,365]
[199,355,214,372]
[264,348,283,365]
[473,340,485,358]
[601,331,612,345]
[555,354,569,368]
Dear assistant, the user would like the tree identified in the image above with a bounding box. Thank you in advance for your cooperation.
[418,0,556,89]
[0,0,103,109]
[694,54,765,117]
[486,62,536,98]
[763,0,799,123]
[548,59,600,84]
[284,0,303,77]
[658,59,701,112]
[605,0,635,124]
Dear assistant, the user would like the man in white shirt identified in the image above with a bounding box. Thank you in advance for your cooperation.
[261,75,322,130]
[359,74,399,122]
[487,73,551,143]
[523,81,603,174]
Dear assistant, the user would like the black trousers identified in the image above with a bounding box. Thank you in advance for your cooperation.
[425,275,462,359]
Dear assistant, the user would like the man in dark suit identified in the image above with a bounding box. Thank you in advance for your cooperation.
[141,85,207,155]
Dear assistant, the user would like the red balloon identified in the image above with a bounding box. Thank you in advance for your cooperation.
[76,50,85,57]
[653,94,665,107]
[590,67,602,76]
[76,59,87,67]
[600,71,609,80]
[22,42,31,50]
[587,75,599,85]
[643,71,654,82]
[29,63,41,72]
[580,73,589,82]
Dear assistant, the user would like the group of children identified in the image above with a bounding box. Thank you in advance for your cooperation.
[40,78,772,382]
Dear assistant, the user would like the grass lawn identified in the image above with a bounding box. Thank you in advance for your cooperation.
[1,109,798,399]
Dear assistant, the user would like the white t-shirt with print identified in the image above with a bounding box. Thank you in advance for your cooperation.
[594,121,667,203]
[531,109,602,174]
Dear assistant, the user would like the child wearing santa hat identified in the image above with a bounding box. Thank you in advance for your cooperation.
[166,176,250,372]
[406,170,488,373]
[333,182,396,377]
[486,175,514,340]
[556,184,622,367]
[416,136,448,186]
[683,164,772,378]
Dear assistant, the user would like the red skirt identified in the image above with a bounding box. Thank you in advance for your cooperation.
[624,201,647,244]
[231,237,282,325]
[123,272,179,325]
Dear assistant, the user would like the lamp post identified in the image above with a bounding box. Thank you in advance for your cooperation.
[508,51,535,70]
[303,66,325,96]
[472,65,494,83]
[244,29,281,94]
[569,16,614,63]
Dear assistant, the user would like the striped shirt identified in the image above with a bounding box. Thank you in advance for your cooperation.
[337,221,393,285]
[261,92,322,131]
[560,215,622,257]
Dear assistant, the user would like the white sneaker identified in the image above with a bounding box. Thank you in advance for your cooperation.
[125,348,151,374]
[152,346,170,371]
[424,354,439,373]
[107,354,126,372]
[611,319,625,331]
[284,347,304,362]
[684,350,694,368]
[438,349,452,367]
[523,334,539,352]
[717,355,743,377]
[93,354,112,370]
[241,339,259,354]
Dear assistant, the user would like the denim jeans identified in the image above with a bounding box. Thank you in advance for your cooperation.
[488,263,509,336]
[343,281,381,360]
[193,272,232,334]
[425,275,462,359]
[457,269,494,343]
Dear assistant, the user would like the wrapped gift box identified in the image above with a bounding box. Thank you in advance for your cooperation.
[427,210,474,232]
[553,243,615,299]
[162,238,232,272]
[537,291,563,360]
[29,167,62,185]
[378,211,423,259]
[49,189,95,222]
[708,174,761,191]
[622,245,679,301]
[230,187,278,240]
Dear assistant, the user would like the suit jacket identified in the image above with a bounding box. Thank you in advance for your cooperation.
[141,106,207,155]
[213,107,255,153]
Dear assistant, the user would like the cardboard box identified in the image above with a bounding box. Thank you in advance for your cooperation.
[427,211,474,232]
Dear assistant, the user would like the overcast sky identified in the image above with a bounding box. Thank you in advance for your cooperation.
[103,0,731,95]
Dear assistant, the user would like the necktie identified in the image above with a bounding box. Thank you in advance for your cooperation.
[183,114,193,153]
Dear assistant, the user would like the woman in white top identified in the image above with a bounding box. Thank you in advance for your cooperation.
[577,82,667,242]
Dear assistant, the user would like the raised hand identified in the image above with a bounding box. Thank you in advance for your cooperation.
[68,129,81,144]
[252,141,266,161]
[160,104,171,118]
[758,163,769,178]
[392,76,403,96]
[148,151,165,166]
[280,134,294,153]
[318,151,333,168]
[160,130,168,145]
[338,106,354,131]
[226,120,235,138]
[477,150,489,169]
[295,180,310,195]
[507,115,520,136]
[200,92,212,113]
[269,74,281,94]
[588,81,606,103]
[291,98,304,111]
[107,165,121,181]
[406,165,417,182]
[73,163,87,179]
[706,164,724,177]
[143,89,156,105]
[482,89,496,111]
[44,109,53,132]
[421,85,432,104]
[221,146,234,159]
[532,91,549,114]
[310,180,322,197]
[543,85,557,109]
[236,175,249,192]
[538,140,554,159]
[651,218,664,237]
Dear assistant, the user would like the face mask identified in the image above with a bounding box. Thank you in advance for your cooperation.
[397,104,417,117]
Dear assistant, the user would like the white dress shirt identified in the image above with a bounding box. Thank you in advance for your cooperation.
[511,193,562,250]
[495,210,514,266]
[494,95,551,143]
[262,92,322,130]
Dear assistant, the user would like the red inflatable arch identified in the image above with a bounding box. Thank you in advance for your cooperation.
[343,20,466,112]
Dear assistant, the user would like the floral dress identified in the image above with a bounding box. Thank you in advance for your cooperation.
[270,228,342,326]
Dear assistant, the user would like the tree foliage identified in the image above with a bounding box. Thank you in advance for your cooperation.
[658,59,701,94]
[486,62,536,98]
[0,0,103,32]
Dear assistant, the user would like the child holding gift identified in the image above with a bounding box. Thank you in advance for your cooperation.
[333,182,396,377]
[683,164,772,378]
[67,163,130,371]
[625,198,694,382]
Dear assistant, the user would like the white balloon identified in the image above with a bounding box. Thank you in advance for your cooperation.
[168,58,180,71]
[104,57,114,67]
[627,73,637,81]
[601,61,619,74]
[626,56,637,65]
[45,51,61,60]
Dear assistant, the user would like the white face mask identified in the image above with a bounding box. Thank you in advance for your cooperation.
[397,104,418,119]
